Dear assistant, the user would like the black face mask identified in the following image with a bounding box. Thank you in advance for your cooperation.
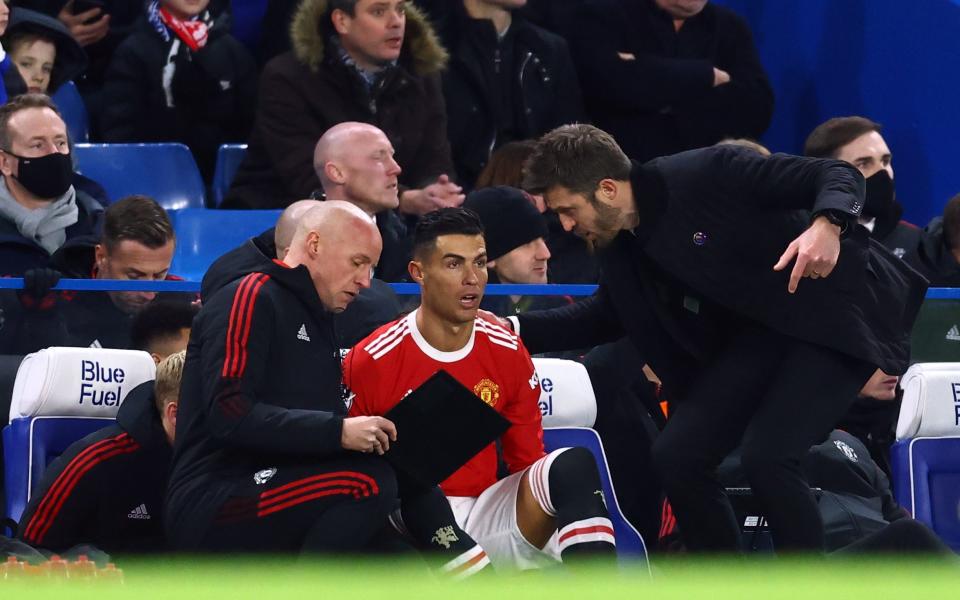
[6,150,74,199]
[863,169,901,222]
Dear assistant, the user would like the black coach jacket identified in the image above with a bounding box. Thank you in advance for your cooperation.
[518,146,927,399]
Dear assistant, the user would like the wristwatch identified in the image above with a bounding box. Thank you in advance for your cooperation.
[814,210,850,234]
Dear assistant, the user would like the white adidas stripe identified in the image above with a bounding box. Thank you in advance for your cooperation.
[486,336,518,351]
[372,329,411,360]
[476,318,516,339]
[365,320,409,353]
[475,320,518,343]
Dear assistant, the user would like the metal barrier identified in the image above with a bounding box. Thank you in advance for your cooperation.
[0,278,956,299]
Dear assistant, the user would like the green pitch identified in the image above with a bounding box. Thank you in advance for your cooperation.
[5,556,959,599]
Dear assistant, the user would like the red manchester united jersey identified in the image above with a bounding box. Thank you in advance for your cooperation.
[343,309,545,497]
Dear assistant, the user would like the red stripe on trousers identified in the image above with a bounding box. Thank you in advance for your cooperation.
[259,471,380,500]
[258,479,371,510]
[558,524,615,544]
[257,487,363,518]
[25,435,139,543]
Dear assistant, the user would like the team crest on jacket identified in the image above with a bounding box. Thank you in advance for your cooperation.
[833,440,858,462]
[473,378,500,407]
[254,467,278,485]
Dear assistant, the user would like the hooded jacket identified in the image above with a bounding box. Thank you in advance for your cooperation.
[100,11,257,178]
[223,0,455,209]
[167,257,353,547]
[17,381,172,554]
[4,7,88,94]
[904,216,960,287]
[200,227,402,348]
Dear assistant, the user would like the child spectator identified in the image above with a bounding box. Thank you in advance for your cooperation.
[3,7,87,96]
[100,0,257,179]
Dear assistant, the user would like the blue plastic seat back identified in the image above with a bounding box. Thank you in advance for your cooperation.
[73,143,206,210]
[890,437,960,552]
[211,144,247,207]
[51,81,89,143]
[169,208,282,282]
[543,426,650,567]
[3,416,115,532]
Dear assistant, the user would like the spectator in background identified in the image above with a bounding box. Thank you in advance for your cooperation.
[903,194,960,286]
[130,299,198,364]
[567,0,773,162]
[18,350,186,555]
[0,93,102,276]
[0,195,180,354]
[4,7,87,96]
[224,0,464,215]
[463,185,557,316]
[425,0,583,188]
[836,368,902,479]
[476,140,599,283]
[312,121,412,282]
[100,0,257,180]
[0,0,23,103]
[804,116,921,259]
[12,0,144,137]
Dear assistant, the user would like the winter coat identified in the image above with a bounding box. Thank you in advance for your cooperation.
[100,13,257,178]
[223,0,454,209]
[903,216,960,287]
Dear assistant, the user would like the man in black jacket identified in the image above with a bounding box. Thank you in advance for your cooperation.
[425,0,583,188]
[170,202,484,567]
[507,124,927,553]
[17,350,185,554]
[566,0,773,163]
[904,194,960,287]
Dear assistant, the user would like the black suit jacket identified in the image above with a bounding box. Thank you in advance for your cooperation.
[518,146,928,397]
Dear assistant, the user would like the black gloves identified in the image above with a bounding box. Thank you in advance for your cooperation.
[19,268,62,309]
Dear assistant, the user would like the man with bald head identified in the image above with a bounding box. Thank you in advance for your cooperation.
[313,122,413,282]
[167,201,404,554]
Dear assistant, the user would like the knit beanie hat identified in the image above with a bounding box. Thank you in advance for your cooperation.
[464,186,548,260]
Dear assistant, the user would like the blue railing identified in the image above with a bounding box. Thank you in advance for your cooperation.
[0,279,957,299]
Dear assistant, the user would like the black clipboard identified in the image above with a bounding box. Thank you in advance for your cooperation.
[383,369,511,487]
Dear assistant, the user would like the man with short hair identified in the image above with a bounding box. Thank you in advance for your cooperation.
[508,123,926,553]
[343,207,617,571]
[224,0,464,216]
[804,116,920,258]
[130,300,199,364]
[0,93,102,276]
[313,121,413,282]
[169,202,482,566]
[0,194,182,353]
[17,350,185,554]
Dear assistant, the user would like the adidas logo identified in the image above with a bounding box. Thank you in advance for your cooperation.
[297,324,311,342]
[947,325,960,342]
[89,339,102,349]
[127,504,151,520]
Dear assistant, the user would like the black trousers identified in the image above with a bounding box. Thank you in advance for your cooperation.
[187,455,398,554]
[652,326,874,553]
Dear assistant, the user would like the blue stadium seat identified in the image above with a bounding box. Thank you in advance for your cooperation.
[3,416,115,533]
[2,347,155,535]
[891,438,960,552]
[169,208,282,282]
[73,143,206,210]
[890,362,960,551]
[51,81,89,142]
[211,144,247,207]
[544,427,650,567]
